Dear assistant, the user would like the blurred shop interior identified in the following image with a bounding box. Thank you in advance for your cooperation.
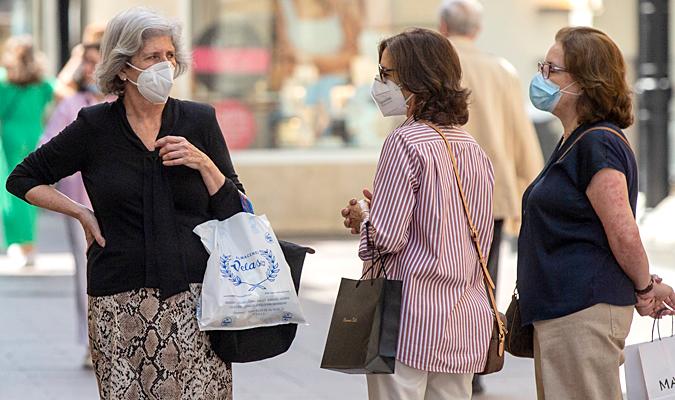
[0,0,672,234]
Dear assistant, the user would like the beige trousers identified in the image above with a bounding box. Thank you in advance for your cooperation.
[533,303,634,400]
[366,360,473,400]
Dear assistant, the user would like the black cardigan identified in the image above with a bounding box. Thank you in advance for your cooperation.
[6,97,245,299]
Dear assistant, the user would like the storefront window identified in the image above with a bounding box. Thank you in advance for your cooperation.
[191,0,401,150]
[0,0,34,44]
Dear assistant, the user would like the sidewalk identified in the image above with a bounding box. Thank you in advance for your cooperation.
[1,209,674,399]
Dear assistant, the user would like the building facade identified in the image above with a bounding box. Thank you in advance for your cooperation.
[2,0,671,233]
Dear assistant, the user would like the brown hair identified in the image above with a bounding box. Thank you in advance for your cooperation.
[555,27,633,128]
[1,35,46,85]
[378,28,469,126]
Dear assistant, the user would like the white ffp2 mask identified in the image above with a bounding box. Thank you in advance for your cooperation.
[370,76,412,117]
[126,61,175,104]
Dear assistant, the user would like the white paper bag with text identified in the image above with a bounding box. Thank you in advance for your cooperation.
[194,212,307,330]
[626,341,649,400]
[625,335,675,400]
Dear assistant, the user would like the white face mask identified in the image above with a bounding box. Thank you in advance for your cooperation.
[125,61,175,104]
[370,76,412,117]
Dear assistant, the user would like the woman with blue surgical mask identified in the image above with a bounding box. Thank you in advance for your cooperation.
[528,61,580,114]
[517,27,675,400]
[6,8,246,398]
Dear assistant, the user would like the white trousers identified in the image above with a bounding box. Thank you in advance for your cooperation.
[366,361,473,400]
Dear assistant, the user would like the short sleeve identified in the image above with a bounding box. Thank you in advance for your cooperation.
[6,109,90,201]
[193,219,218,254]
[575,130,632,191]
[42,79,55,104]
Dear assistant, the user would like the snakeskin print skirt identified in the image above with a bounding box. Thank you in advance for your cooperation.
[88,284,232,399]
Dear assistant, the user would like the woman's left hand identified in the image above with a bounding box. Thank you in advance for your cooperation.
[340,189,372,234]
[341,199,364,234]
[156,135,211,171]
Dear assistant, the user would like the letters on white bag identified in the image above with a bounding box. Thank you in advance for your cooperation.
[194,212,307,330]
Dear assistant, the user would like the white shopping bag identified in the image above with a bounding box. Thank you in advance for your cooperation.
[626,335,675,399]
[193,212,307,330]
[626,341,649,400]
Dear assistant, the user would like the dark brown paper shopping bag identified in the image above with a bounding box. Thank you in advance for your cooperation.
[320,275,402,374]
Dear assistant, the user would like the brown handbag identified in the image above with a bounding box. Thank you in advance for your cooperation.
[504,125,633,359]
[426,122,507,375]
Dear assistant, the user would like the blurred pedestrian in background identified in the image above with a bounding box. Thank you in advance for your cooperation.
[54,23,106,97]
[0,35,55,266]
[7,7,245,399]
[438,0,544,393]
[342,28,494,400]
[39,23,110,368]
[518,26,675,400]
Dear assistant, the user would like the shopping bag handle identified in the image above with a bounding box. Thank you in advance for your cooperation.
[651,309,675,342]
[357,221,389,286]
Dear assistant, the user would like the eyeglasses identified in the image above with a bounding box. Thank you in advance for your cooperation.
[378,64,396,81]
[537,61,567,79]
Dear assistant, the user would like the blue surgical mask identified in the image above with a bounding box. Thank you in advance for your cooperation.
[529,74,579,112]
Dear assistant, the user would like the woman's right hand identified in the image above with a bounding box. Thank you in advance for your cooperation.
[77,207,105,248]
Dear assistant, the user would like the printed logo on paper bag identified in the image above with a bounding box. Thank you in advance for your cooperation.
[219,249,280,291]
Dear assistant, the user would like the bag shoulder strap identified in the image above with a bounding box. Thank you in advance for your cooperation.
[424,122,505,351]
[557,126,632,162]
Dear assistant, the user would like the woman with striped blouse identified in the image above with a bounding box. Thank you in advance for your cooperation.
[341,28,494,400]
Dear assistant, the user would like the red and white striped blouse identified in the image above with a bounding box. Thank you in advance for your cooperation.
[359,118,494,373]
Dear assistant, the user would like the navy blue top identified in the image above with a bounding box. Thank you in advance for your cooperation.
[517,121,637,326]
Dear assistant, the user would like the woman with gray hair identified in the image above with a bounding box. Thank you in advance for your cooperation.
[6,8,244,399]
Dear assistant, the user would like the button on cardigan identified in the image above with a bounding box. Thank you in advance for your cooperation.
[6,97,245,299]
